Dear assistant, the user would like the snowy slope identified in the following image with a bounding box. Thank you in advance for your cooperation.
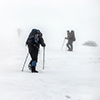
[0,40,100,100]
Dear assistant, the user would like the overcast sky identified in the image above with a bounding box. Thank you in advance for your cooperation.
[0,0,100,47]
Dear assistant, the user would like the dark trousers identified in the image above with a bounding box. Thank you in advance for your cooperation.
[28,45,39,67]
[67,40,73,50]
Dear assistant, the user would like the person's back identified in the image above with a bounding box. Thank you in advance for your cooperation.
[70,30,75,41]
[26,29,45,48]
[68,32,72,41]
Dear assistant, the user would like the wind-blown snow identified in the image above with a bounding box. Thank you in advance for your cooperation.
[0,0,100,100]
[0,39,100,100]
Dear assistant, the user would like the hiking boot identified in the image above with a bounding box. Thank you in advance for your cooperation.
[68,48,73,51]
[67,49,71,51]
[70,48,73,51]
[28,64,32,70]
[31,67,38,73]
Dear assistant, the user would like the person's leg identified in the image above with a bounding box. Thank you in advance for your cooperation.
[28,60,32,70]
[28,46,33,70]
[30,46,39,73]
[66,41,71,51]
[69,41,73,51]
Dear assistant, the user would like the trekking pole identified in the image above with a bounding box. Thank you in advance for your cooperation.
[21,53,29,71]
[43,47,45,70]
[61,38,66,50]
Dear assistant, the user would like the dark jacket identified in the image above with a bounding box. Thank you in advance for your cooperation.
[68,31,75,41]
[26,29,46,48]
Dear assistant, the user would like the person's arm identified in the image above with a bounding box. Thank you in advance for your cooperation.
[39,35,46,47]
[65,37,68,39]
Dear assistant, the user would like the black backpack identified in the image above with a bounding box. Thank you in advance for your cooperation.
[73,36,76,41]
[71,30,76,41]
[26,29,41,46]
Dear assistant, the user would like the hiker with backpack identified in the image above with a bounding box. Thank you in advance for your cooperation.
[26,29,46,73]
[65,30,76,51]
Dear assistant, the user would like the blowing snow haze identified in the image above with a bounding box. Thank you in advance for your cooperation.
[0,1,100,99]
[0,0,100,47]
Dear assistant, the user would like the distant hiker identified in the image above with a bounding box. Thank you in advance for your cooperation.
[17,28,22,37]
[26,29,46,73]
[65,30,76,51]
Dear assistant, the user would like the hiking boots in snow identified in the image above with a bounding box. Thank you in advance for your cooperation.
[31,67,38,73]
[28,64,32,70]
[68,48,73,51]
[67,49,70,51]
[28,64,38,73]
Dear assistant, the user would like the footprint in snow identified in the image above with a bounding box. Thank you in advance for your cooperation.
[65,95,71,99]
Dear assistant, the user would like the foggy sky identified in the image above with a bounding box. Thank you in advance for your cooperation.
[0,0,100,47]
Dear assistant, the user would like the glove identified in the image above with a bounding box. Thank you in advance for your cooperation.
[43,43,46,47]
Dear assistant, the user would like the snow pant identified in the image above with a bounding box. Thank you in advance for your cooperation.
[66,40,73,50]
[28,45,39,67]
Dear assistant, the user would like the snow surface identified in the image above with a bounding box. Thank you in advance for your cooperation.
[0,0,100,99]
[0,38,100,100]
